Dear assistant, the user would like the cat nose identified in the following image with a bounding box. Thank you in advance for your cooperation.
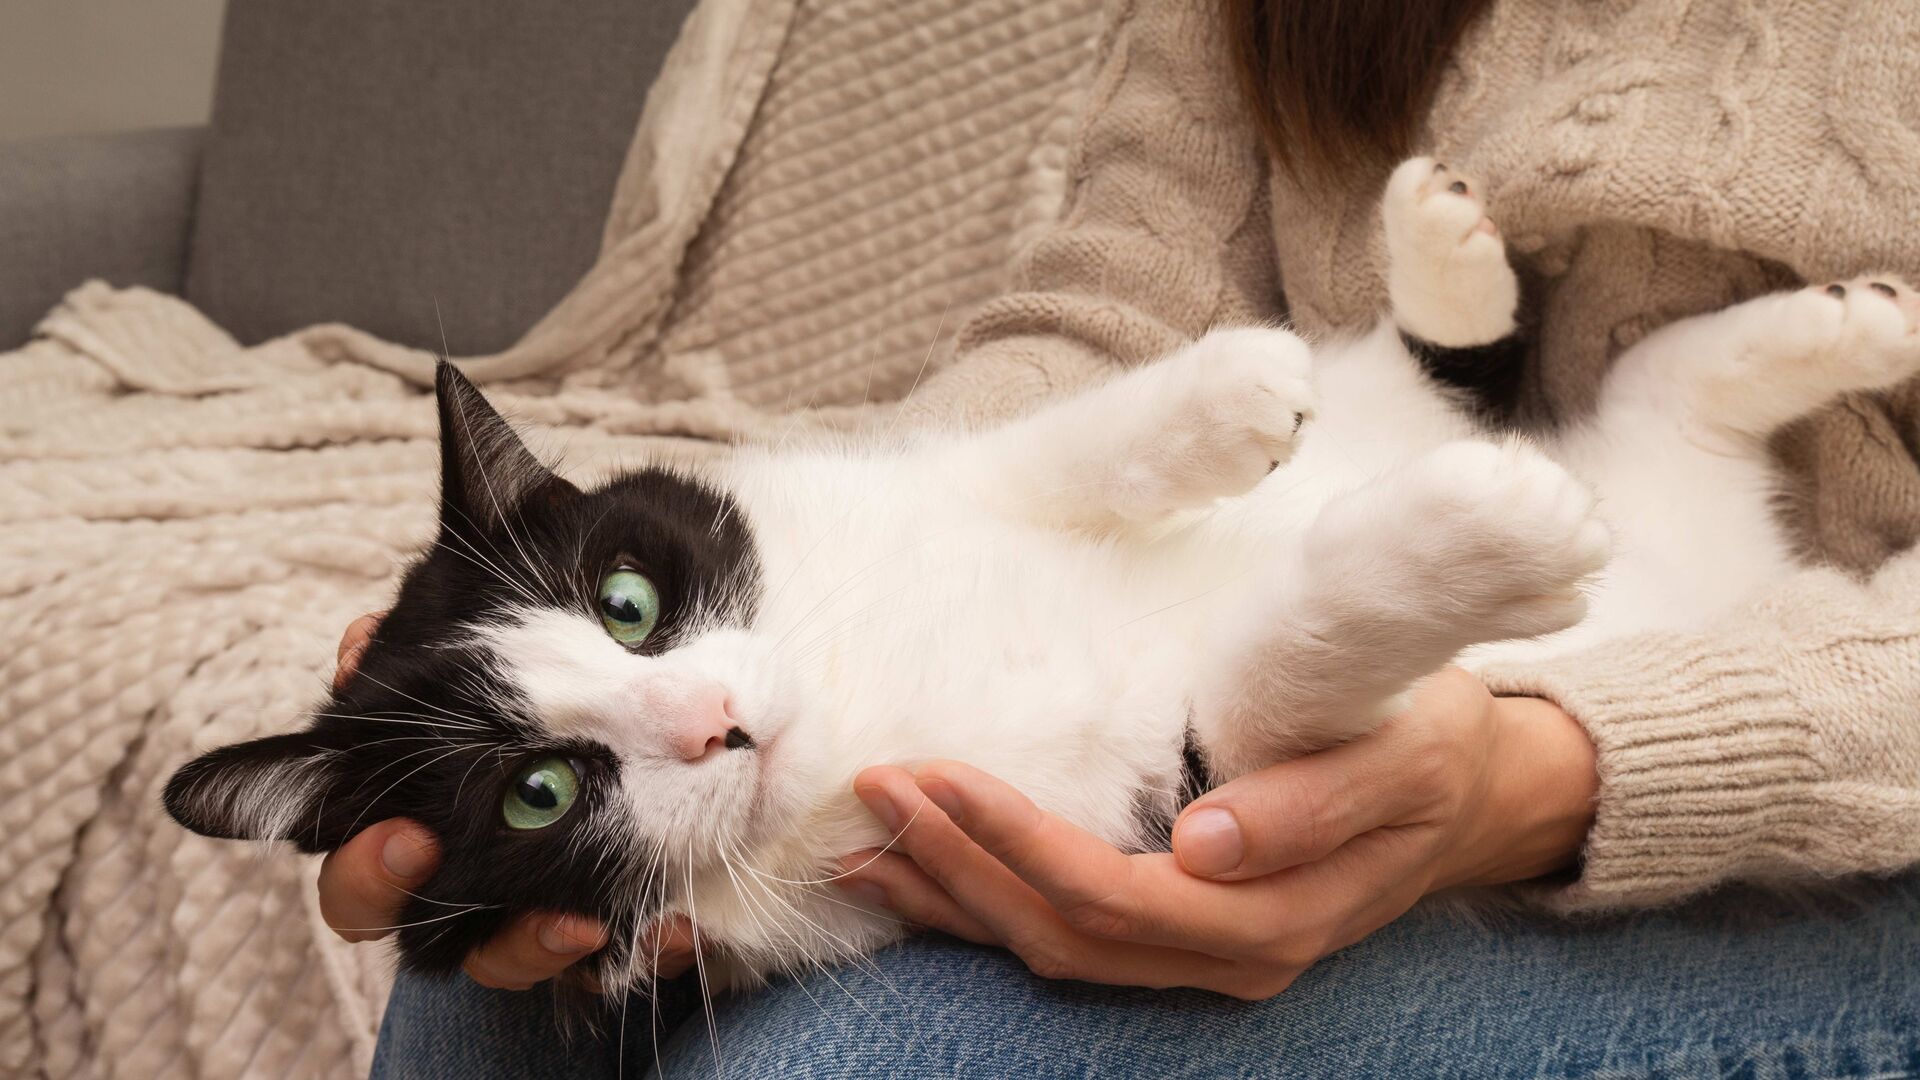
[665,682,746,762]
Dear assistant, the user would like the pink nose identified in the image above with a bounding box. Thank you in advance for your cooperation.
[662,682,741,762]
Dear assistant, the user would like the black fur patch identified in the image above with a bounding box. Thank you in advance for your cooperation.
[1131,722,1214,851]
[1400,330,1528,422]
[164,362,761,976]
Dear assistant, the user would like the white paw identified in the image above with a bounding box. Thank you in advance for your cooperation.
[1801,275,1920,389]
[1381,157,1519,348]
[1108,327,1316,521]
[1312,440,1610,647]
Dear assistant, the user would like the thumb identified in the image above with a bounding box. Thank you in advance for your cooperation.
[1172,738,1423,881]
[318,818,439,942]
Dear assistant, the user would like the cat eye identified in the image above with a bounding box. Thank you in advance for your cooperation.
[597,567,661,646]
[502,756,581,830]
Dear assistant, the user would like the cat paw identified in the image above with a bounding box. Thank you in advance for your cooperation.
[1107,327,1316,521]
[1801,275,1920,389]
[1312,440,1609,648]
[1404,440,1610,641]
[1382,157,1520,348]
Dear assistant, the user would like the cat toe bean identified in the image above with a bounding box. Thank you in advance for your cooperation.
[1099,327,1318,520]
[1382,157,1519,348]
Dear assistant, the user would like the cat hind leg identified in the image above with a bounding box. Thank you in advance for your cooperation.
[1192,438,1608,781]
[1627,275,1920,440]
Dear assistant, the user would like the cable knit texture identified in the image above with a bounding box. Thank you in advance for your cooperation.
[3,1,1918,1077]
[922,0,1920,915]
[0,2,1103,1076]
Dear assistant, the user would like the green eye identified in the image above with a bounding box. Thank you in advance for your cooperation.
[597,568,660,645]
[502,756,580,830]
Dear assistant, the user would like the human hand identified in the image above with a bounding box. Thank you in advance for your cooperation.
[317,613,698,989]
[835,667,1597,999]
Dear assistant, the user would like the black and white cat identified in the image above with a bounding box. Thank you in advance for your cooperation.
[166,158,1920,993]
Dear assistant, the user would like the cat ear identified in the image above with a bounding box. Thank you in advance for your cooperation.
[163,732,334,845]
[434,360,576,534]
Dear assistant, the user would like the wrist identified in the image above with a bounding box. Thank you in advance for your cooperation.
[1441,695,1598,889]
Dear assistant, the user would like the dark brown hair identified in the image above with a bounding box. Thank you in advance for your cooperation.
[1225,0,1498,178]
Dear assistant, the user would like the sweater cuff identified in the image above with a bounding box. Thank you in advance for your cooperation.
[1478,631,1818,914]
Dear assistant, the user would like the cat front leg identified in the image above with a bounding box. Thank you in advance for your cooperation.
[1618,276,1920,440]
[956,327,1317,533]
[1382,157,1519,349]
[1193,439,1609,782]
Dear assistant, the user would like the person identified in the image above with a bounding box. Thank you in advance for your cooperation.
[335,1,1920,1075]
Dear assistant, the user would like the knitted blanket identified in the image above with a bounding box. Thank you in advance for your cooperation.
[0,0,1100,1075]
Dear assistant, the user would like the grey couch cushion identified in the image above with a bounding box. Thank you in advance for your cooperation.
[185,0,693,355]
[0,127,203,349]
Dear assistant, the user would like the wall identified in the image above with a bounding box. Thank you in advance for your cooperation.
[0,0,227,141]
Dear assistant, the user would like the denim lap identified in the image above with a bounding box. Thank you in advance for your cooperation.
[373,873,1920,1079]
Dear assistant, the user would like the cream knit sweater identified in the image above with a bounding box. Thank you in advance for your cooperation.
[915,0,1920,911]
[4,3,1915,1073]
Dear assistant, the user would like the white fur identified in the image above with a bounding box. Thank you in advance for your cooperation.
[1383,158,1518,347]
[490,159,1920,988]
[198,757,326,846]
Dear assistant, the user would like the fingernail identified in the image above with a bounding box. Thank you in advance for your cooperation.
[841,880,890,909]
[1175,807,1244,877]
[856,784,903,832]
[380,828,434,880]
[540,919,598,956]
[916,777,963,824]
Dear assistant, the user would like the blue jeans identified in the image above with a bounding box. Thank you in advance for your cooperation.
[371,873,1920,1078]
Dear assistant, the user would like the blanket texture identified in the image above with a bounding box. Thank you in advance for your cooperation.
[0,0,1102,1075]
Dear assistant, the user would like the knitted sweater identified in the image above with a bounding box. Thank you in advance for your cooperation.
[5,4,1915,1073]
[914,0,1920,911]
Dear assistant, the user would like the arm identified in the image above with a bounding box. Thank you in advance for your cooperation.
[1476,545,1920,911]
[898,0,1282,431]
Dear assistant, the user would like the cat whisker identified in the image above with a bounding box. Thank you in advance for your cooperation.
[343,744,485,839]
[347,670,494,729]
[684,839,727,1080]
[740,800,925,888]
[305,707,487,733]
[343,738,495,801]
[876,300,949,445]
[716,854,870,1035]
[332,904,503,934]
[390,885,497,910]
[433,528,548,611]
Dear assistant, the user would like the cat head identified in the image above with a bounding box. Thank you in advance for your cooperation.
[164,361,794,981]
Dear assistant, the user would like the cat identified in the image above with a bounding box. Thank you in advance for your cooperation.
[165,157,1920,996]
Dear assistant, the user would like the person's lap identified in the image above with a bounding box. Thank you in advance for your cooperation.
[371,872,1920,1079]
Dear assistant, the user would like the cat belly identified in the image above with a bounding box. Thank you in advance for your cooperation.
[1470,417,1798,668]
[753,473,1205,840]
[689,453,1209,976]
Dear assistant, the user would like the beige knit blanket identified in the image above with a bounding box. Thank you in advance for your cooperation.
[0,1,1102,1075]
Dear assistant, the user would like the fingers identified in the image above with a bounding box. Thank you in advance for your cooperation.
[1172,732,1429,881]
[848,761,1448,1001]
[318,818,440,942]
[334,611,385,690]
[893,761,1274,951]
[852,765,1243,987]
[852,765,1046,937]
[641,916,700,980]
[463,912,610,991]
[911,760,1140,923]
[320,816,612,991]
[581,917,699,992]
[835,850,999,946]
